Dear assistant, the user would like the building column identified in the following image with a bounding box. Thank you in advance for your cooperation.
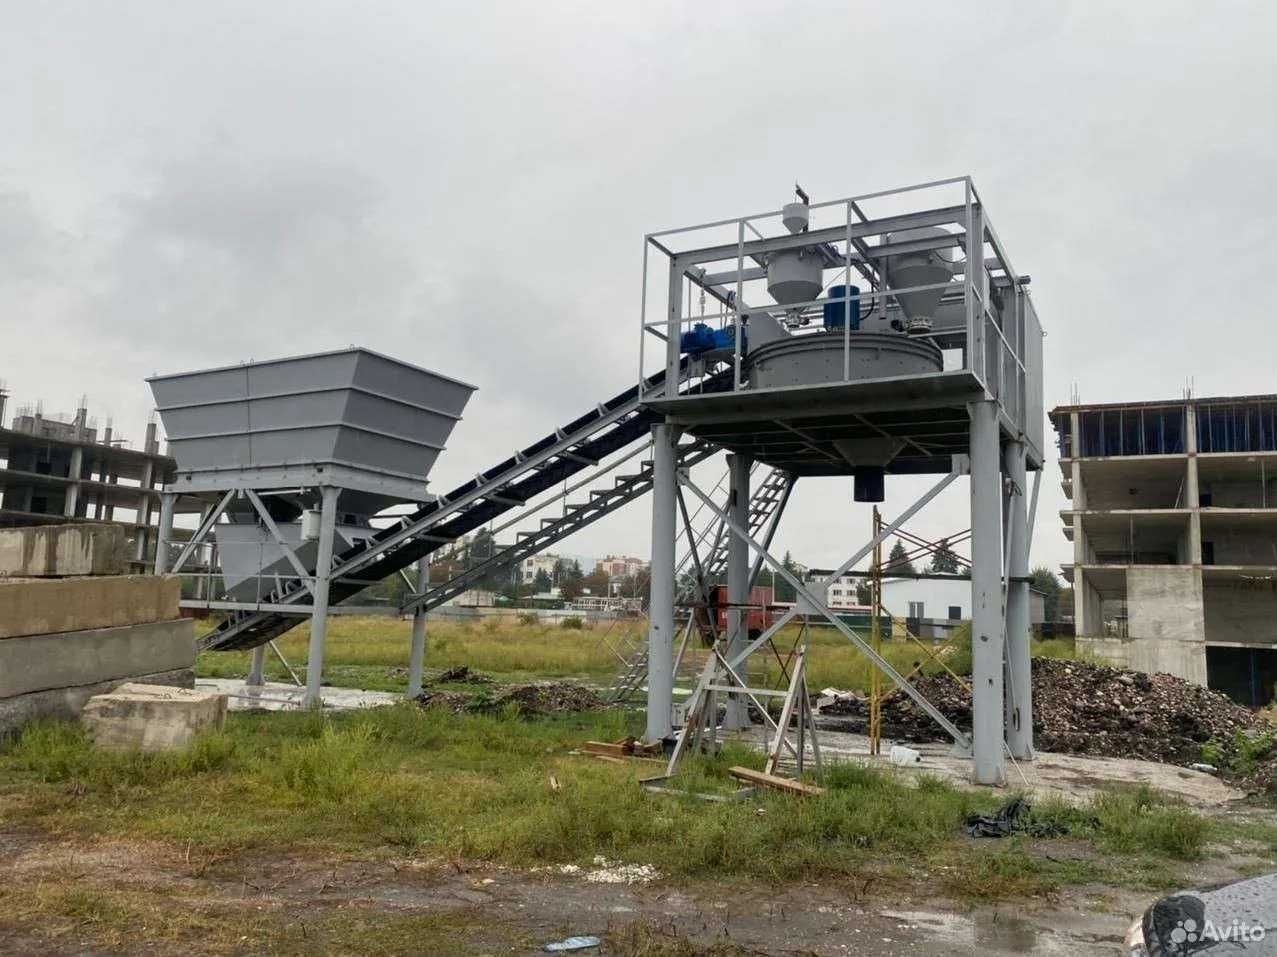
[723,452,752,730]
[134,461,155,562]
[153,492,177,575]
[303,486,340,710]
[645,422,679,742]
[63,447,83,518]
[969,399,1006,785]
[1185,404,1203,563]
[1003,439,1033,759]
[407,555,430,698]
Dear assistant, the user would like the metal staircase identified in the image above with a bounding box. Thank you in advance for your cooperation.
[603,465,794,703]
[403,441,715,614]
[202,361,711,651]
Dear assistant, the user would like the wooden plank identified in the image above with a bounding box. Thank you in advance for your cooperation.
[728,765,825,798]
[582,741,630,757]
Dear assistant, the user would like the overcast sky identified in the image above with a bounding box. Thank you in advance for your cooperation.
[3,1,1276,578]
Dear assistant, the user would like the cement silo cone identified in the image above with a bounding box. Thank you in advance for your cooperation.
[148,347,476,504]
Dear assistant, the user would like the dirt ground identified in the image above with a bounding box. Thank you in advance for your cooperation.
[2,825,1272,956]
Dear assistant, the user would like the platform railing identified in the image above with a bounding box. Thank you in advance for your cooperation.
[639,177,1043,460]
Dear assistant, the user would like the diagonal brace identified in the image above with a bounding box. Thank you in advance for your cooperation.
[245,489,315,596]
[170,489,236,575]
[679,473,971,750]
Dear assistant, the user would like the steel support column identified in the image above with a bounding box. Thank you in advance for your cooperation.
[153,492,177,575]
[969,400,1006,785]
[247,646,266,687]
[303,486,340,710]
[723,452,752,730]
[645,422,679,742]
[1004,439,1033,759]
[407,555,430,699]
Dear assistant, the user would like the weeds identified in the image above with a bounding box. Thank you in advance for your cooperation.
[1202,728,1275,776]
[0,705,1215,902]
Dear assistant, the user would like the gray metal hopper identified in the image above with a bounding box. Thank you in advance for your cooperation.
[148,348,476,507]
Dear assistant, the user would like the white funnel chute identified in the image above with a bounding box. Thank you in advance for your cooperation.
[884,226,960,335]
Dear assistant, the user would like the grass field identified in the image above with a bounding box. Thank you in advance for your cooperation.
[0,704,1229,894]
[194,614,1089,694]
[5,619,1276,953]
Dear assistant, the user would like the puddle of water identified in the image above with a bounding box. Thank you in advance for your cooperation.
[885,908,1096,955]
[195,678,401,712]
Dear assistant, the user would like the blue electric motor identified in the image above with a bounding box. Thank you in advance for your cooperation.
[823,284,861,331]
[679,322,741,357]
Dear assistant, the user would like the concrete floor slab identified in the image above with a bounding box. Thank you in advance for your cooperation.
[731,726,1243,807]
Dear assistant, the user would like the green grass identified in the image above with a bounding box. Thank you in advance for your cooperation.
[0,704,1212,896]
[196,616,1094,696]
[195,615,628,690]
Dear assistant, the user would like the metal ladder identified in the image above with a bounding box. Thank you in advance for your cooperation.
[604,465,794,703]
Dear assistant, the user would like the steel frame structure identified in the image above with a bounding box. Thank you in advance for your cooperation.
[638,179,1043,785]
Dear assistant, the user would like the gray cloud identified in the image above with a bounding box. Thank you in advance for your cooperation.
[2,0,1276,573]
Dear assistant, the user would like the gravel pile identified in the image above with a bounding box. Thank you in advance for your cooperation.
[817,657,1262,767]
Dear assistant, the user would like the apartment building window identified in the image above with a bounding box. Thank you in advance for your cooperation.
[1196,400,1277,454]
[908,601,925,619]
[948,605,961,620]
[1079,406,1185,456]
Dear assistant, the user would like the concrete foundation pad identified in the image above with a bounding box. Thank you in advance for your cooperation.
[0,575,180,639]
[81,682,227,751]
[731,726,1243,807]
[195,677,401,712]
[0,618,195,698]
[0,668,194,740]
[0,524,128,577]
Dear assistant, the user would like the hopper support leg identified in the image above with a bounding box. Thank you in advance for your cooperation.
[303,486,340,710]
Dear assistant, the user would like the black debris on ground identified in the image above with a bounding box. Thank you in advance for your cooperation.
[817,657,1263,769]
[436,665,494,685]
[964,797,1080,838]
[416,681,603,717]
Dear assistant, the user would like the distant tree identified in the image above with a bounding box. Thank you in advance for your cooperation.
[885,541,916,577]
[928,539,962,575]
[1058,586,1074,621]
[556,558,585,600]
[467,528,515,592]
[532,568,552,593]
[582,567,611,596]
[774,550,799,602]
[1031,566,1063,621]
[855,579,873,606]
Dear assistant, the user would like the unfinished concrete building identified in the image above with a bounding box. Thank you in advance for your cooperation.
[1051,394,1277,705]
[0,386,183,569]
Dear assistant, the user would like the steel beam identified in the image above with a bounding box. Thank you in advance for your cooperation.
[303,486,340,709]
[407,555,430,698]
[1004,440,1033,759]
[247,646,266,687]
[723,452,751,731]
[154,491,177,575]
[645,423,679,742]
[968,400,1006,784]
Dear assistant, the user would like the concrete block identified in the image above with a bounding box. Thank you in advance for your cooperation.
[0,575,180,639]
[81,682,227,751]
[0,668,194,740]
[0,619,195,698]
[0,524,129,578]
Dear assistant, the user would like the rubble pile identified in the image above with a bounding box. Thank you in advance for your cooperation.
[417,680,602,717]
[817,658,1262,767]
